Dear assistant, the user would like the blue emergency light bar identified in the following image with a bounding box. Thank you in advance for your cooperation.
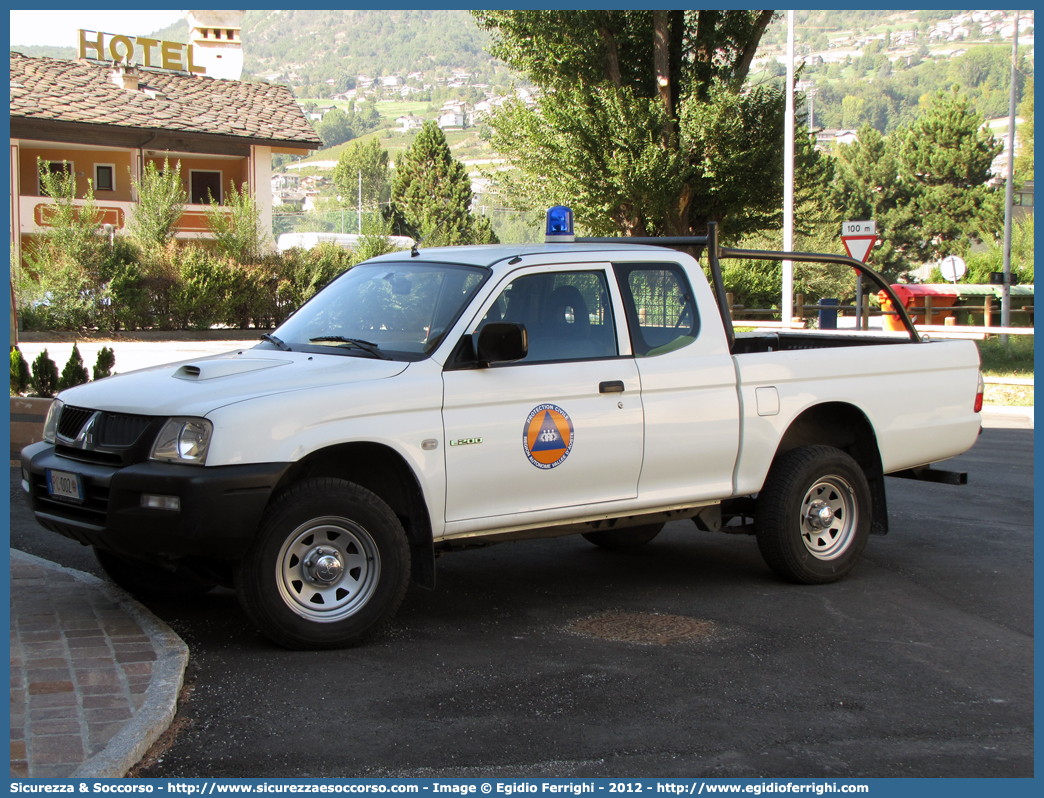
[545,205,575,242]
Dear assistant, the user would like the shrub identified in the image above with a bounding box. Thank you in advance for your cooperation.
[206,183,272,264]
[128,159,186,250]
[93,346,115,380]
[30,349,60,398]
[169,247,234,330]
[98,236,148,331]
[10,347,31,395]
[57,343,90,391]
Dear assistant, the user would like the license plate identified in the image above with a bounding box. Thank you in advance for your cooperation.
[46,469,84,502]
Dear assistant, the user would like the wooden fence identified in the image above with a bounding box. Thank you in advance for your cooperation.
[726,292,1034,338]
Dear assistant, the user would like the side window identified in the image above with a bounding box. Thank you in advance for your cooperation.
[479,270,618,364]
[38,161,72,197]
[94,164,115,192]
[614,263,699,356]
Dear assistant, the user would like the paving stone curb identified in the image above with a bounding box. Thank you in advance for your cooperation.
[11,550,189,778]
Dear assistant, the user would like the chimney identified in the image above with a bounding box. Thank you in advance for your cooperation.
[185,10,245,81]
[111,63,140,92]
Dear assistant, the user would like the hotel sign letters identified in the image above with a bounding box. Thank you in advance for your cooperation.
[78,29,206,74]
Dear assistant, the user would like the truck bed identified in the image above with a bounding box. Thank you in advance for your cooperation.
[732,331,912,355]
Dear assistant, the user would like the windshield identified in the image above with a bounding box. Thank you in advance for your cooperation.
[264,261,488,360]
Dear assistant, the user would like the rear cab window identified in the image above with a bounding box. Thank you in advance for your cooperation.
[613,262,700,357]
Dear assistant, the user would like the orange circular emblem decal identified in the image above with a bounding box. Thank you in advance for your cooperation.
[523,404,574,469]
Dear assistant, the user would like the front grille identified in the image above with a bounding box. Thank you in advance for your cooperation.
[52,406,160,467]
[57,405,94,439]
[101,414,152,447]
[54,445,124,466]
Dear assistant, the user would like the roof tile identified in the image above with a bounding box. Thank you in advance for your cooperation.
[10,52,321,148]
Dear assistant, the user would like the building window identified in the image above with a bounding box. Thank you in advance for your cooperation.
[38,161,72,196]
[190,171,223,204]
[94,164,115,192]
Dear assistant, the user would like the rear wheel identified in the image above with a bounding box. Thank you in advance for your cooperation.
[754,446,871,584]
[93,548,217,600]
[582,523,664,550]
[234,478,410,650]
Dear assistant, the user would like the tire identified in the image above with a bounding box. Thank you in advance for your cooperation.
[754,445,871,585]
[234,478,410,650]
[93,548,217,600]
[582,522,664,550]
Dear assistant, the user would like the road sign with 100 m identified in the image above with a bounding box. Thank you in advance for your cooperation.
[841,220,878,263]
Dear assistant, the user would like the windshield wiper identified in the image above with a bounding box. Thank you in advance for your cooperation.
[309,336,390,359]
[260,333,291,351]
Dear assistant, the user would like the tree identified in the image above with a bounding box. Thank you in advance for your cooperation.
[93,346,116,380]
[389,121,497,245]
[128,159,186,249]
[828,126,920,278]
[332,138,390,216]
[205,183,271,263]
[316,109,356,148]
[828,89,1003,276]
[58,343,90,391]
[30,350,59,398]
[10,347,31,395]
[473,10,780,239]
[19,161,111,329]
[1015,77,1033,180]
[897,88,1003,259]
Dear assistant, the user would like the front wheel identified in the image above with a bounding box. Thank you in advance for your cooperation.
[235,478,410,649]
[754,446,871,584]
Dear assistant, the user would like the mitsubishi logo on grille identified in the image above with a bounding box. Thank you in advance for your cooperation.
[67,411,102,450]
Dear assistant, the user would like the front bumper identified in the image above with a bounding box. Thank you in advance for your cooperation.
[21,441,292,560]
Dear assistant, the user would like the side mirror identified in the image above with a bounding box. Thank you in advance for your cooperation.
[476,322,528,366]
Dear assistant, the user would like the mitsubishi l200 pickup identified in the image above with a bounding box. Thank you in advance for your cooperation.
[21,209,984,648]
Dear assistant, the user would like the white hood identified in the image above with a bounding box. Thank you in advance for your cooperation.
[56,349,409,418]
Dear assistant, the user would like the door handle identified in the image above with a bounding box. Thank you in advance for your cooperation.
[599,380,625,393]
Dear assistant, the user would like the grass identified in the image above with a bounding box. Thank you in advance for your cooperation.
[977,336,1033,407]
[983,384,1033,406]
[300,126,495,167]
[976,335,1034,378]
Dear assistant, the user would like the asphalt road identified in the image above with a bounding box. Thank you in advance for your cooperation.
[10,426,1033,778]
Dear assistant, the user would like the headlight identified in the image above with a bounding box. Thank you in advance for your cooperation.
[150,418,213,465]
[42,398,64,444]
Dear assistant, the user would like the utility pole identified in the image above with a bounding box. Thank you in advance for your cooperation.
[358,169,363,234]
[1000,10,1019,343]
[782,9,795,327]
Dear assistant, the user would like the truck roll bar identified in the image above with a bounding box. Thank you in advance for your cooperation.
[576,223,922,349]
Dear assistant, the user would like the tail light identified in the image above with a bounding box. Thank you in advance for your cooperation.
[974,371,984,413]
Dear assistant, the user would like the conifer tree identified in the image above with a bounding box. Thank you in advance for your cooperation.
[10,347,31,395]
[58,343,90,391]
[389,122,497,245]
[30,350,59,398]
[93,346,116,380]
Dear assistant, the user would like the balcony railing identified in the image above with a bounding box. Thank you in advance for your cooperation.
[18,196,231,239]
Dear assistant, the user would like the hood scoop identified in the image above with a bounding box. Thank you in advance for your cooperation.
[173,358,290,381]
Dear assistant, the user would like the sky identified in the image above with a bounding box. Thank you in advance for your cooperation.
[9,9,188,48]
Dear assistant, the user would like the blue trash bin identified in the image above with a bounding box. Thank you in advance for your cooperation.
[819,298,839,330]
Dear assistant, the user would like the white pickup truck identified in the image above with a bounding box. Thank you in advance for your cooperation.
[21,210,984,649]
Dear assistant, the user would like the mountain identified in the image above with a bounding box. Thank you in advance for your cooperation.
[242,10,497,85]
[9,10,498,86]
